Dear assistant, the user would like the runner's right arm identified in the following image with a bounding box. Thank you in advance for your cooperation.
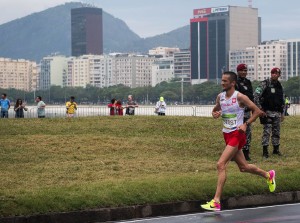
[212,94,221,119]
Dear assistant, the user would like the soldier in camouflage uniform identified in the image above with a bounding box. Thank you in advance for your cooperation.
[235,64,254,161]
[254,67,285,158]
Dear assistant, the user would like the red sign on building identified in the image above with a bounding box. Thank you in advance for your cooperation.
[193,8,211,16]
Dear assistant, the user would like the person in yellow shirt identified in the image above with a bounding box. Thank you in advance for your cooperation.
[66,96,77,118]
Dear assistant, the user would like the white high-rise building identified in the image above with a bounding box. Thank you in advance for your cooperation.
[39,55,69,90]
[66,56,89,88]
[229,40,287,81]
[229,47,257,81]
[39,54,156,89]
[257,40,287,81]
[0,58,37,91]
[151,57,174,87]
[111,54,156,88]
[65,55,112,88]
[174,49,191,82]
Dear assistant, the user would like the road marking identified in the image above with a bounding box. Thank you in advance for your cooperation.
[118,203,300,222]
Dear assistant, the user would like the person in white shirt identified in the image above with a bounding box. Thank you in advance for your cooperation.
[201,71,276,211]
[155,97,167,116]
[36,96,46,118]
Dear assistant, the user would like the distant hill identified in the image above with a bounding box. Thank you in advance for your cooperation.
[0,2,189,62]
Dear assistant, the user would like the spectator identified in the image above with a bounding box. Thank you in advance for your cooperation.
[254,67,285,158]
[0,93,11,118]
[284,95,290,116]
[108,98,117,115]
[14,99,28,118]
[66,96,77,118]
[36,96,46,118]
[125,95,138,115]
[116,100,124,116]
[155,97,167,116]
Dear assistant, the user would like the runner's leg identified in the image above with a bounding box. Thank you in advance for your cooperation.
[234,150,268,178]
[214,145,238,202]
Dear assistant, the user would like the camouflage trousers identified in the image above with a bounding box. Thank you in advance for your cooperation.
[262,112,281,146]
[243,111,252,151]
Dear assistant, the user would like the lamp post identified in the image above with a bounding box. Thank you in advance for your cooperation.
[181,77,184,104]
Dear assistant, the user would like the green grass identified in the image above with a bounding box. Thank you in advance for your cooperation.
[0,116,299,217]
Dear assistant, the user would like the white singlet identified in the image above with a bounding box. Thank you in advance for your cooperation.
[220,91,244,133]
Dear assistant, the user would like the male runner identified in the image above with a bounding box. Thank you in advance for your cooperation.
[201,71,276,211]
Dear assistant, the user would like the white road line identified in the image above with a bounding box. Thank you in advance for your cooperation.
[118,203,300,222]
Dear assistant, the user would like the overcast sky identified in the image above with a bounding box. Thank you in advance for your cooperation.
[1,0,300,41]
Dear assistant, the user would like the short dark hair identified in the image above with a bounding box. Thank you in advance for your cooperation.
[111,98,116,104]
[223,71,237,83]
[70,96,75,100]
[37,96,42,100]
[2,93,6,97]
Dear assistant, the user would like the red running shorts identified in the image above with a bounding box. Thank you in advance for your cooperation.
[223,130,246,150]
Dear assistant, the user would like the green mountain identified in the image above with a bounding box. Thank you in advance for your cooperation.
[0,2,189,62]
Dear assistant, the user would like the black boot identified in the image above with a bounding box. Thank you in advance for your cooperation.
[273,145,282,156]
[263,146,269,158]
[243,149,251,161]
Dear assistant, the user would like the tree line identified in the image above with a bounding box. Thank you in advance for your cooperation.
[1,76,300,105]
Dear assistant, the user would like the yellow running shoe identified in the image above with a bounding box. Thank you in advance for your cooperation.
[201,199,221,211]
[267,170,276,192]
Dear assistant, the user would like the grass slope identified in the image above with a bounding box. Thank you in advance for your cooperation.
[0,116,299,216]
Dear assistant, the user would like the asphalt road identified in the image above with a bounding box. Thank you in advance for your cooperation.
[116,203,300,223]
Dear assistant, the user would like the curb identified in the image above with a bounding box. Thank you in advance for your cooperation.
[0,191,299,223]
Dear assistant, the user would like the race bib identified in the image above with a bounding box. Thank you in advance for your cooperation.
[222,113,237,129]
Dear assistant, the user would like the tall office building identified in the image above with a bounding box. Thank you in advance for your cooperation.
[71,7,103,57]
[190,6,261,84]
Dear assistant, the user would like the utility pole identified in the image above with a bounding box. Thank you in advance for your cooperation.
[176,76,188,104]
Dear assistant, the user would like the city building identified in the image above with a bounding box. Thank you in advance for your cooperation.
[111,54,156,88]
[148,47,180,58]
[151,57,174,86]
[229,47,257,80]
[0,58,37,91]
[286,39,300,80]
[71,7,103,57]
[39,55,69,90]
[190,6,261,84]
[257,40,287,80]
[64,55,112,88]
[229,40,287,81]
[174,49,191,81]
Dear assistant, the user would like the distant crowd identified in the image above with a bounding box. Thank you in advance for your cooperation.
[0,93,168,118]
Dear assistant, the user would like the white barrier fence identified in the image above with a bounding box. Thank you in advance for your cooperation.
[3,104,300,118]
